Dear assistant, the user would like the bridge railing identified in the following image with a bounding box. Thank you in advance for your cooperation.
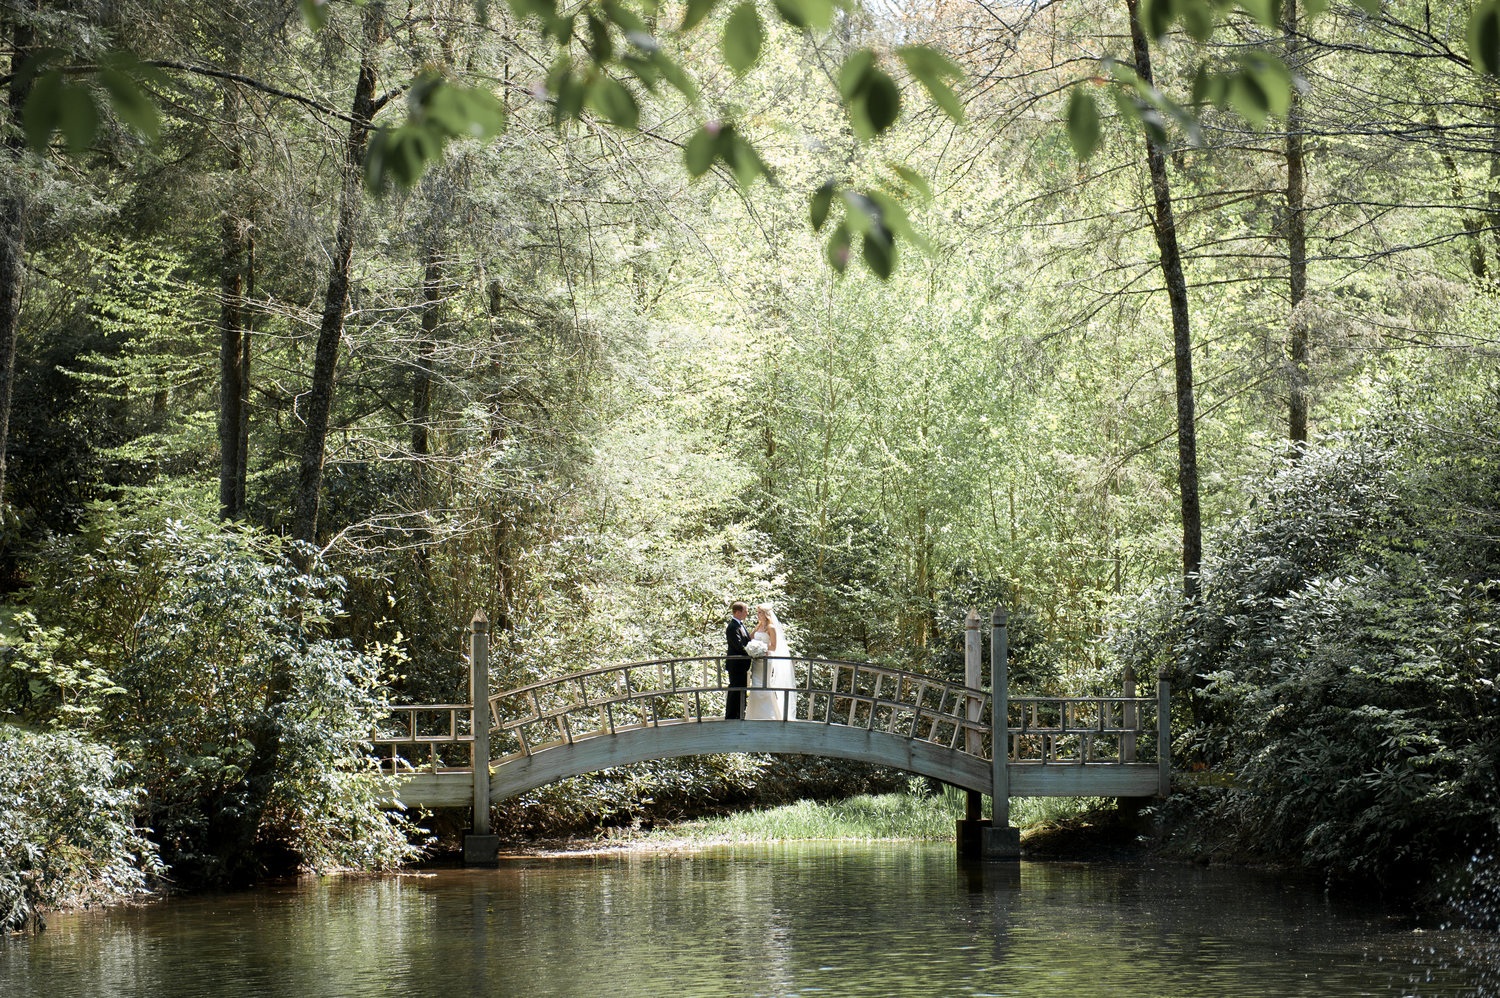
[370,662,1164,773]
[1007,696,1162,765]
[370,703,475,773]
[482,656,997,765]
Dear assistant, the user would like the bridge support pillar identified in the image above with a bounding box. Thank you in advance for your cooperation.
[465,610,500,867]
[984,604,1020,860]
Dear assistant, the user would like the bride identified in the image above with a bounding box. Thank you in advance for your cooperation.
[746,603,796,720]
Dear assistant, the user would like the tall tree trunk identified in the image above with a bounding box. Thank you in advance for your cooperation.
[1125,0,1202,600]
[413,253,439,464]
[1284,0,1310,449]
[1488,83,1500,271]
[218,209,246,519]
[291,5,385,551]
[0,16,34,510]
[218,61,248,519]
[217,4,385,888]
[411,249,439,574]
[236,232,253,516]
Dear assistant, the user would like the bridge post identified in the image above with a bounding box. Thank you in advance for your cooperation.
[957,609,989,858]
[984,604,1020,859]
[464,609,500,866]
[1157,667,1172,797]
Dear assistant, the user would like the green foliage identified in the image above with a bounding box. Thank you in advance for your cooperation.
[1067,0,1383,159]
[1116,383,1500,884]
[2,507,422,886]
[365,72,506,191]
[0,725,161,932]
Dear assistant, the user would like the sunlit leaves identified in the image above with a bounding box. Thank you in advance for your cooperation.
[365,74,505,190]
[1471,0,1500,76]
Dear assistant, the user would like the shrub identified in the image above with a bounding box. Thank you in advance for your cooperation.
[2,505,423,887]
[1116,387,1500,887]
[0,724,161,931]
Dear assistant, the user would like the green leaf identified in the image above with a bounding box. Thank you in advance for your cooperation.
[301,0,331,30]
[1470,1,1500,76]
[810,181,835,230]
[684,124,718,176]
[509,0,559,23]
[1238,0,1281,29]
[57,81,99,154]
[853,67,901,139]
[825,222,852,273]
[602,0,648,34]
[681,0,717,30]
[1190,63,1227,106]
[588,75,640,128]
[861,225,895,279]
[839,50,877,102]
[1065,87,1101,159]
[365,124,442,190]
[1228,54,1292,124]
[1142,0,1175,39]
[773,0,835,29]
[890,163,932,200]
[896,45,964,121]
[723,3,764,75]
[654,53,700,102]
[1346,0,1379,12]
[22,69,62,152]
[588,13,614,63]
[724,128,770,187]
[1181,1,1215,41]
[99,67,160,140]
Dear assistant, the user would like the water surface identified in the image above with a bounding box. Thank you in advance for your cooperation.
[3,844,1494,997]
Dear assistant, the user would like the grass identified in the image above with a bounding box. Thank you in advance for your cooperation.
[635,781,1110,845]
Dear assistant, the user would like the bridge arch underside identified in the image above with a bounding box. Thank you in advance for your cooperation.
[492,721,993,803]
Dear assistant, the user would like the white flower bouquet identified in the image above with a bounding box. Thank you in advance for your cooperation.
[746,639,769,658]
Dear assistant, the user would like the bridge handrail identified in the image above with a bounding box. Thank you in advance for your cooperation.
[482,656,997,764]
[372,658,1163,773]
[371,703,476,774]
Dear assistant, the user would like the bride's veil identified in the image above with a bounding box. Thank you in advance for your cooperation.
[763,605,796,694]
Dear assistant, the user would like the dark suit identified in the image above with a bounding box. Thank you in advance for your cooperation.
[725,616,751,718]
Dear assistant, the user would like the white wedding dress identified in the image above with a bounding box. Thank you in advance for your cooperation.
[746,625,796,720]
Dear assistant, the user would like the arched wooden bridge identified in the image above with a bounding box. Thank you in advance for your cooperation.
[371,615,1170,823]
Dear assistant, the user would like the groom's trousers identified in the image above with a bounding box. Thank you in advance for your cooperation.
[725,657,750,718]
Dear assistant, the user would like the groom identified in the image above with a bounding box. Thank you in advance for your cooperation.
[724,601,752,719]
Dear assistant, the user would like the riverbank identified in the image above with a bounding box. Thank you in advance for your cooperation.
[466,788,1132,860]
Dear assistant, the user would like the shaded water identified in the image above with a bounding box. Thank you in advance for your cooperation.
[2,843,1494,997]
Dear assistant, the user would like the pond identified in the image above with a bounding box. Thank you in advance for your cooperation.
[3,843,1495,997]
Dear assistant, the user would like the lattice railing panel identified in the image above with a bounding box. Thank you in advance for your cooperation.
[1006,696,1161,764]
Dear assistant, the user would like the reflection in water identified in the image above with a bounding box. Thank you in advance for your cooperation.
[2,844,1493,997]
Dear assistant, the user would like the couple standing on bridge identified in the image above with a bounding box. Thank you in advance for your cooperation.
[724,601,797,720]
